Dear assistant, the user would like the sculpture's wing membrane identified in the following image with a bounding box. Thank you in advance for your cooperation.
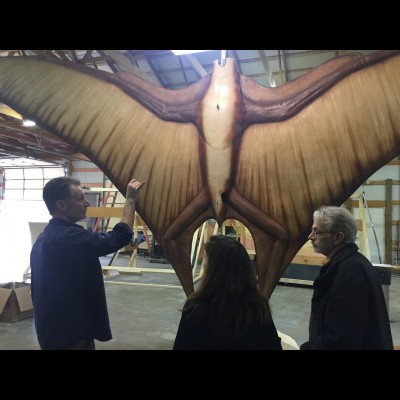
[0,57,207,292]
[235,52,400,297]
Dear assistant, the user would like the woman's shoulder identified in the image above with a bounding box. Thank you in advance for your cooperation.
[182,299,212,324]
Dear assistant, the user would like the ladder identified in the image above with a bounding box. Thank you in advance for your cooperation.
[350,193,371,260]
[102,211,140,279]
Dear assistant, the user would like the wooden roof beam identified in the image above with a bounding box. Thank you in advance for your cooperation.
[103,50,161,86]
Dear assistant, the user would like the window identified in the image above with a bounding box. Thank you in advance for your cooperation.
[4,166,65,201]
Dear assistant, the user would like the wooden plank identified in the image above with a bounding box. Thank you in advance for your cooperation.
[291,241,327,266]
[385,179,393,264]
[386,160,400,166]
[193,222,206,274]
[102,266,142,275]
[359,195,370,259]
[292,253,327,266]
[72,167,102,172]
[104,281,181,289]
[363,180,400,185]
[102,266,176,274]
[350,199,400,207]
[344,198,353,213]
[279,277,313,286]
[86,207,123,218]
[86,187,119,192]
[134,267,176,274]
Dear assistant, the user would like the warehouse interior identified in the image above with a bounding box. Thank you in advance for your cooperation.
[0,50,400,349]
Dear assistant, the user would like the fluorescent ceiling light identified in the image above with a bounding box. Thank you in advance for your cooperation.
[171,50,212,56]
[23,119,36,127]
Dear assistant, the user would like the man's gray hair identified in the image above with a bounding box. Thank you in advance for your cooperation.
[313,206,358,243]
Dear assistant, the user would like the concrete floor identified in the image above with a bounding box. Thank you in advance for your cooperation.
[1,253,400,350]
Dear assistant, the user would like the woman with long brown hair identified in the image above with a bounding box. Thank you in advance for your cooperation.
[173,235,282,350]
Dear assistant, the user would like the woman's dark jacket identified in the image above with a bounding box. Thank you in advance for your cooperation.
[173,299,282,350]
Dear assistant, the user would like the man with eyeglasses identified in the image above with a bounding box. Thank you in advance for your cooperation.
[300,206,393,350]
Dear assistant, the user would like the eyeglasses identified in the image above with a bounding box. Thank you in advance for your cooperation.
[309,228,336,237]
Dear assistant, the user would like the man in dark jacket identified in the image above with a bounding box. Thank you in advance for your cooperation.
[300,206,393,350]
[30,176,145,350]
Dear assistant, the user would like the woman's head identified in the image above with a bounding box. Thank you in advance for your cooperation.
[185,234,272,334]
[200,235,258,296]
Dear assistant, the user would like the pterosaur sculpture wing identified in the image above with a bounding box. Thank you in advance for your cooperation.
[1,50,400,299]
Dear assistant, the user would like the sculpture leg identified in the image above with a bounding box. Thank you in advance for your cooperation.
[227,188,289,299]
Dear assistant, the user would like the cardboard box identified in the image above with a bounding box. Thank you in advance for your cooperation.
[0,282,33,323]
